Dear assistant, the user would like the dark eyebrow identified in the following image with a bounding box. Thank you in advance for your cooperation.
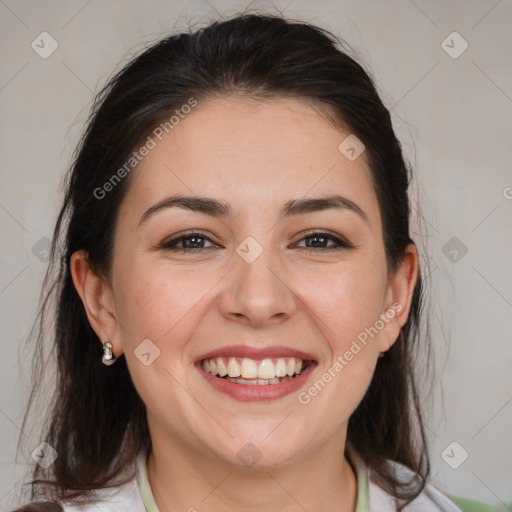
[138,195,232,227]
[138,194,369,227]
[281,195,369,225]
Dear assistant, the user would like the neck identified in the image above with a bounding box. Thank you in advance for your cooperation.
[146,428,358,512]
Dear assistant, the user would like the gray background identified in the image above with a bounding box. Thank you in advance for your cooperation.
[1,0,511,510]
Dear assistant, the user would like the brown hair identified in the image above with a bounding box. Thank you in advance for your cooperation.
[13,10,432,511]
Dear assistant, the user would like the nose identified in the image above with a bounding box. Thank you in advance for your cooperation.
[219,250,297,327]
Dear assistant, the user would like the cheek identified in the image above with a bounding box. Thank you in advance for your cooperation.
[115,263,220,349]
[297,262,386,416]
[114,264,216,422]
[298,261,387,347]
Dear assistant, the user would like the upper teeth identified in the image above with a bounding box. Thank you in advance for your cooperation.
[202,357,303,379]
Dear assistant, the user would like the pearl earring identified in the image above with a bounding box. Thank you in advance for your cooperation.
[102,341,117,366]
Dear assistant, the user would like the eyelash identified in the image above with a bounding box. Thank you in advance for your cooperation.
[159,231,354,252]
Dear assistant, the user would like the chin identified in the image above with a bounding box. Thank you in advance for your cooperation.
[207,434,304,469]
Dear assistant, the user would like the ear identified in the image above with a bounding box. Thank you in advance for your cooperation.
[379,243,419,354]
[70,250,123,358]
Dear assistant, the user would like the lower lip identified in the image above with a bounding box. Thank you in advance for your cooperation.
[196,362,317,402]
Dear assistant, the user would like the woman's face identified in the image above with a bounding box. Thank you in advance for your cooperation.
[75,96,416,467]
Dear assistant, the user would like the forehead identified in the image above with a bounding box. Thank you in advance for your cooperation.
[120,96,380,227]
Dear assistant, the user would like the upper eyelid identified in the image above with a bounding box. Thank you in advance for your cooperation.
[161,230,218,244]
[295,233,345,244]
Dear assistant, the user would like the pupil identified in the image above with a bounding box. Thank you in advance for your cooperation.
[307,236,326,248]
[184,236,203,248]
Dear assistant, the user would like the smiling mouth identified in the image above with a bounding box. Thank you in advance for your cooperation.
[201,356,312,385]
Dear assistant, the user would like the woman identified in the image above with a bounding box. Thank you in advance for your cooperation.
[13,11,480,512]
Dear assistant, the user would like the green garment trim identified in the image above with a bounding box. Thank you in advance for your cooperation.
[135,449,160,512]
[447,494,512,512]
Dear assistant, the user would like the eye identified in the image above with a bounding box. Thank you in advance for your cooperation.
[294,231,353,251]
[158,230,354,253]
[159,232,219,251]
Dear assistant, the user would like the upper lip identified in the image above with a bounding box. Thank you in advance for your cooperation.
[196,345,317,363]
